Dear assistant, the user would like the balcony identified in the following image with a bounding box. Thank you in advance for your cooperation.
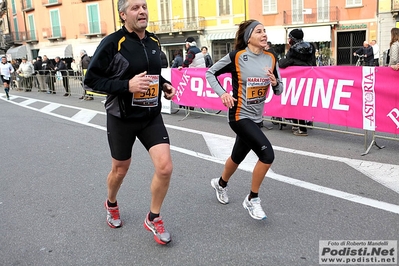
[148,17,205,34]
[79,21,107,38]
[10,31,27,44]
[42,0,62,7]
[42,26,66,41]
[26,30,39,44]
[22,0,35,12]
[283,6,339,25]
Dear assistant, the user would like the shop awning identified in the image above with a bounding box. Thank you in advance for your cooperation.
[265,28,286,45]
[207,31,236,40]
[301,26,331,42]
[6,45,27,60]
[38,44,73,59]
[75,42,99,57]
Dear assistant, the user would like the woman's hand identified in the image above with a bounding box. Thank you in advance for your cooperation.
[221,92,236,109]
[391,64,399,71]
[266,68,277,86]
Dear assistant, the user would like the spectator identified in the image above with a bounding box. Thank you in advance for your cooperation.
[206,19,283,220]
[160,50,168,68]
[266,41,276,54]
[84,0,176,245]
[16,57,35,91]
[54,56,70,96]
[388,28,399,71]
[71,58,79,77]
[370,39,380,66]
[201,46,213,67]
[179,37,205,68]
[170,50,183,68]
[315,49,323,66]
[353,41,374,66]
[79,50,93,100]
[279,28,316,136]
[34,56,46,92]
[1,56,14,100]
[41,55,55,94]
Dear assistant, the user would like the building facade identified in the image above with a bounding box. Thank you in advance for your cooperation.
[0,0,121,62]
[2,0,398,66]
[249,0,398,65]
[146,0,246,65]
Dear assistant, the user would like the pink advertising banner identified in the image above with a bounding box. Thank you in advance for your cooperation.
[170,67,399,135]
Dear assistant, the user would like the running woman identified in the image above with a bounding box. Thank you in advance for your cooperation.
[206,20,283,220]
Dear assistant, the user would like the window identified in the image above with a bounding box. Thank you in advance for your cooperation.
[185,0,196,19]
[26,0,33,9]
[317,0,329,22]
[13,17,19,40]
[159,0,170,22]
[50,9,61,37]
[11,0,16,15]
[263,0,277,14]
[292,0,303,24]
[218,0,231,16]
[87,4,100,34]
[346,0,362,7]
[184,0,196,26]
[212,41,234,62]
[28,14,36,40]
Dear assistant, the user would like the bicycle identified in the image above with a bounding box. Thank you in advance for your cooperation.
[354,54,365,66]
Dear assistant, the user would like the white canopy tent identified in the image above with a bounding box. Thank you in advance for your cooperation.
[38,44,73,59]
[6,45,27,60]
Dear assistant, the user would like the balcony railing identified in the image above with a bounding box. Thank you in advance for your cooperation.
[26,30,38,43]
[283,6,339,25]
[42,26,66,40]
[79,21,107,38]
[148,17,205,34]
[11,31,27,43]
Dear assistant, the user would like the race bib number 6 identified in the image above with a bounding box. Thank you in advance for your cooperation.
[246,77,270,105]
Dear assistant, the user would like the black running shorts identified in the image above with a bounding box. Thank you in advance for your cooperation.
[1,75,11,85]
[229,118,275,164]
[107,113,170,161]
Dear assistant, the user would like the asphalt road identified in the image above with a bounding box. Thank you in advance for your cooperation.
[1,90,398,266]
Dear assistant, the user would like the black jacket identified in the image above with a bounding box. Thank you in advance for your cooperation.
[81,54,91,70]
[84,26,170,120]
[40,59,54,75]
[54,60,68,76]
[355,46,374,63]
[33,59,42,73]
[279,41,316,68]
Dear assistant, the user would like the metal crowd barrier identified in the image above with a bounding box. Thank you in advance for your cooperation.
[12,70,91,97]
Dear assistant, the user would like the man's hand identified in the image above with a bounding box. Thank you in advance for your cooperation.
[128,71,152,94]
[163,83,176,100]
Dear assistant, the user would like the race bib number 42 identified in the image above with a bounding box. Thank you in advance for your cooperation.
[246,77,270,105]
[132,75,159,107]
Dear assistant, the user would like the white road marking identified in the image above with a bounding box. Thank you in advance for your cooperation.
[71,110,98,123]
[3,94,399,215]
[167,124,399,195]
[171,146,399,215]
[40,103,61,113]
